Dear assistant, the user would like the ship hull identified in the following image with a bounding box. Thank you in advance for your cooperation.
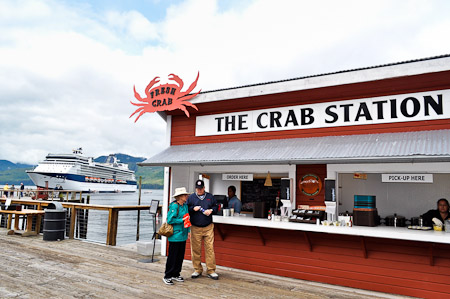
[27,172,137,193]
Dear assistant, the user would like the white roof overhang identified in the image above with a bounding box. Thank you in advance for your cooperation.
[139,129,450,166]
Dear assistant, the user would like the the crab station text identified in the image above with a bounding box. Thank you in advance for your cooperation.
[195,90,449,136]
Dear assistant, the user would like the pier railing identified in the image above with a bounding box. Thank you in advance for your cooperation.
[0,198,160,246]
[1,189,83,201]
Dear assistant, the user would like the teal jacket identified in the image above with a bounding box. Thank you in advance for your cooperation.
[167,201,190,242]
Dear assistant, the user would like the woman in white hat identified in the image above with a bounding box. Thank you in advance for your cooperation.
[163,187,191,285]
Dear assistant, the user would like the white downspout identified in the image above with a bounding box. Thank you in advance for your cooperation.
[161,115,172,257]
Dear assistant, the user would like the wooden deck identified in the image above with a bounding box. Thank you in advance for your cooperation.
[0,229,411,299]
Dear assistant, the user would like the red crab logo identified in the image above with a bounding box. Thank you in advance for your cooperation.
[130,72,201,122]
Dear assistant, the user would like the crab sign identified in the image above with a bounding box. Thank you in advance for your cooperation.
[130,72,201,122]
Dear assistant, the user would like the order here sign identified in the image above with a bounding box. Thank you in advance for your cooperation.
[222,174,254,181]
[195,89,449,137]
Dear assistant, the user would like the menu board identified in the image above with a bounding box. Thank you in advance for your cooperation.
[241,178,281,206]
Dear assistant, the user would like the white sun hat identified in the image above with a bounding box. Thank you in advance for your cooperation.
[172,187,190,198]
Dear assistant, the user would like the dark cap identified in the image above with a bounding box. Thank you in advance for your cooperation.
[195,179,205,189]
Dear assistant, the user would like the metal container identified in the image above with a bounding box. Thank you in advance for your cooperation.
[353,208,378,227]
[385,214,406,227]
[223,208,230,217]
[410,217,421,226]
[43,202,66,241]
[253,202,268,218]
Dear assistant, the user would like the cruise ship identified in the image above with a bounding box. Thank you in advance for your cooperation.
[26,148,137,192]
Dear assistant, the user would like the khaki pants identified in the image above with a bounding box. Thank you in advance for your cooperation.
[190,223,216,274]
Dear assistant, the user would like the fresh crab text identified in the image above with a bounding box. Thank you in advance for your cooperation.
[130,72,201,122]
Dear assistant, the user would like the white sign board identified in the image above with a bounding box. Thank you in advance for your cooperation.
[381,174,433,183]
[222,173,253,181]
[196,89,450,136]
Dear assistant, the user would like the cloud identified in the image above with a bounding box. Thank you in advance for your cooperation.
[105,10,159,42]
[0,0,449,165]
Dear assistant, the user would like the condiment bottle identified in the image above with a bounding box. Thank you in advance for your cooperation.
[267,210,271,221]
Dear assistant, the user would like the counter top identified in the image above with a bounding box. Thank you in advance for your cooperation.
[213,215,450,245]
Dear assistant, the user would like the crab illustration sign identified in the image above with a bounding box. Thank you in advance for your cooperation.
[130,72,201,122]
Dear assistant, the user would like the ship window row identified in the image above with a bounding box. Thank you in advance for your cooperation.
[78,169,133,180]
[91,164,132,173]
[79,166,132,175]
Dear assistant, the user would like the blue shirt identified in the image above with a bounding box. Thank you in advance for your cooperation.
[228,196,242,213]
[187,192,218,227]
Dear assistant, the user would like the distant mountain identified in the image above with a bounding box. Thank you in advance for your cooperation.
[0,160,35,185]
[0,154,164,189]
[0,160,34,171]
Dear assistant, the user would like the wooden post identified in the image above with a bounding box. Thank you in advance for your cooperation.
[106,208,119,246]
[69,206,76,239]
[35,213,42,235]
[7,214,12,230]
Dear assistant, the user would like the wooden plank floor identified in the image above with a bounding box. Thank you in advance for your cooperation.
[0,229,411,299]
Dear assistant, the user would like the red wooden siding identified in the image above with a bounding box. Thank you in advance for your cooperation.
[169,70,450,146]
[181,225,450,298]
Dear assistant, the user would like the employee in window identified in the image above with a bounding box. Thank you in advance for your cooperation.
[421,198,450,226]
[227,185,242,214]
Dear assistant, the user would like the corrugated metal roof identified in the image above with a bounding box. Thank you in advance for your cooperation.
[139,129,450,166]
[199,54,450,95]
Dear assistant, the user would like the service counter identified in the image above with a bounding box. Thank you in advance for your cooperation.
[213,215,450,245]
[203,214,450,298]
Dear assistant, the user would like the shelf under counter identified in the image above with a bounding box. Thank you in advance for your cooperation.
[213,215,450,245]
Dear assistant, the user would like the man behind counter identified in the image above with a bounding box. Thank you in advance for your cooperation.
[227,185,242,214]
[421,198,450,226]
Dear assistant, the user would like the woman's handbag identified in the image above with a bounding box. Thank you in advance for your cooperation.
[157,203,180,237]
[157,222,174,237]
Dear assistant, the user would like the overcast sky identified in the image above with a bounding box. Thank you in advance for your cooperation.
[1,0,449,165]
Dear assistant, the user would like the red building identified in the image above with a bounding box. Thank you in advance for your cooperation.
[142,55,450,298]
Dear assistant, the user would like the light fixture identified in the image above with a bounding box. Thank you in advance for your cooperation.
[264,171,272,187]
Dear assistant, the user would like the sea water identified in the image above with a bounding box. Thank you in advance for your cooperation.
[83,189,163,245]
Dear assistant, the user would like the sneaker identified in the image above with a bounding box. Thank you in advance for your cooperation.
[207,272,219,280]
[162,277,174,285]
[171,276,184,282]
[191,271,202,279]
